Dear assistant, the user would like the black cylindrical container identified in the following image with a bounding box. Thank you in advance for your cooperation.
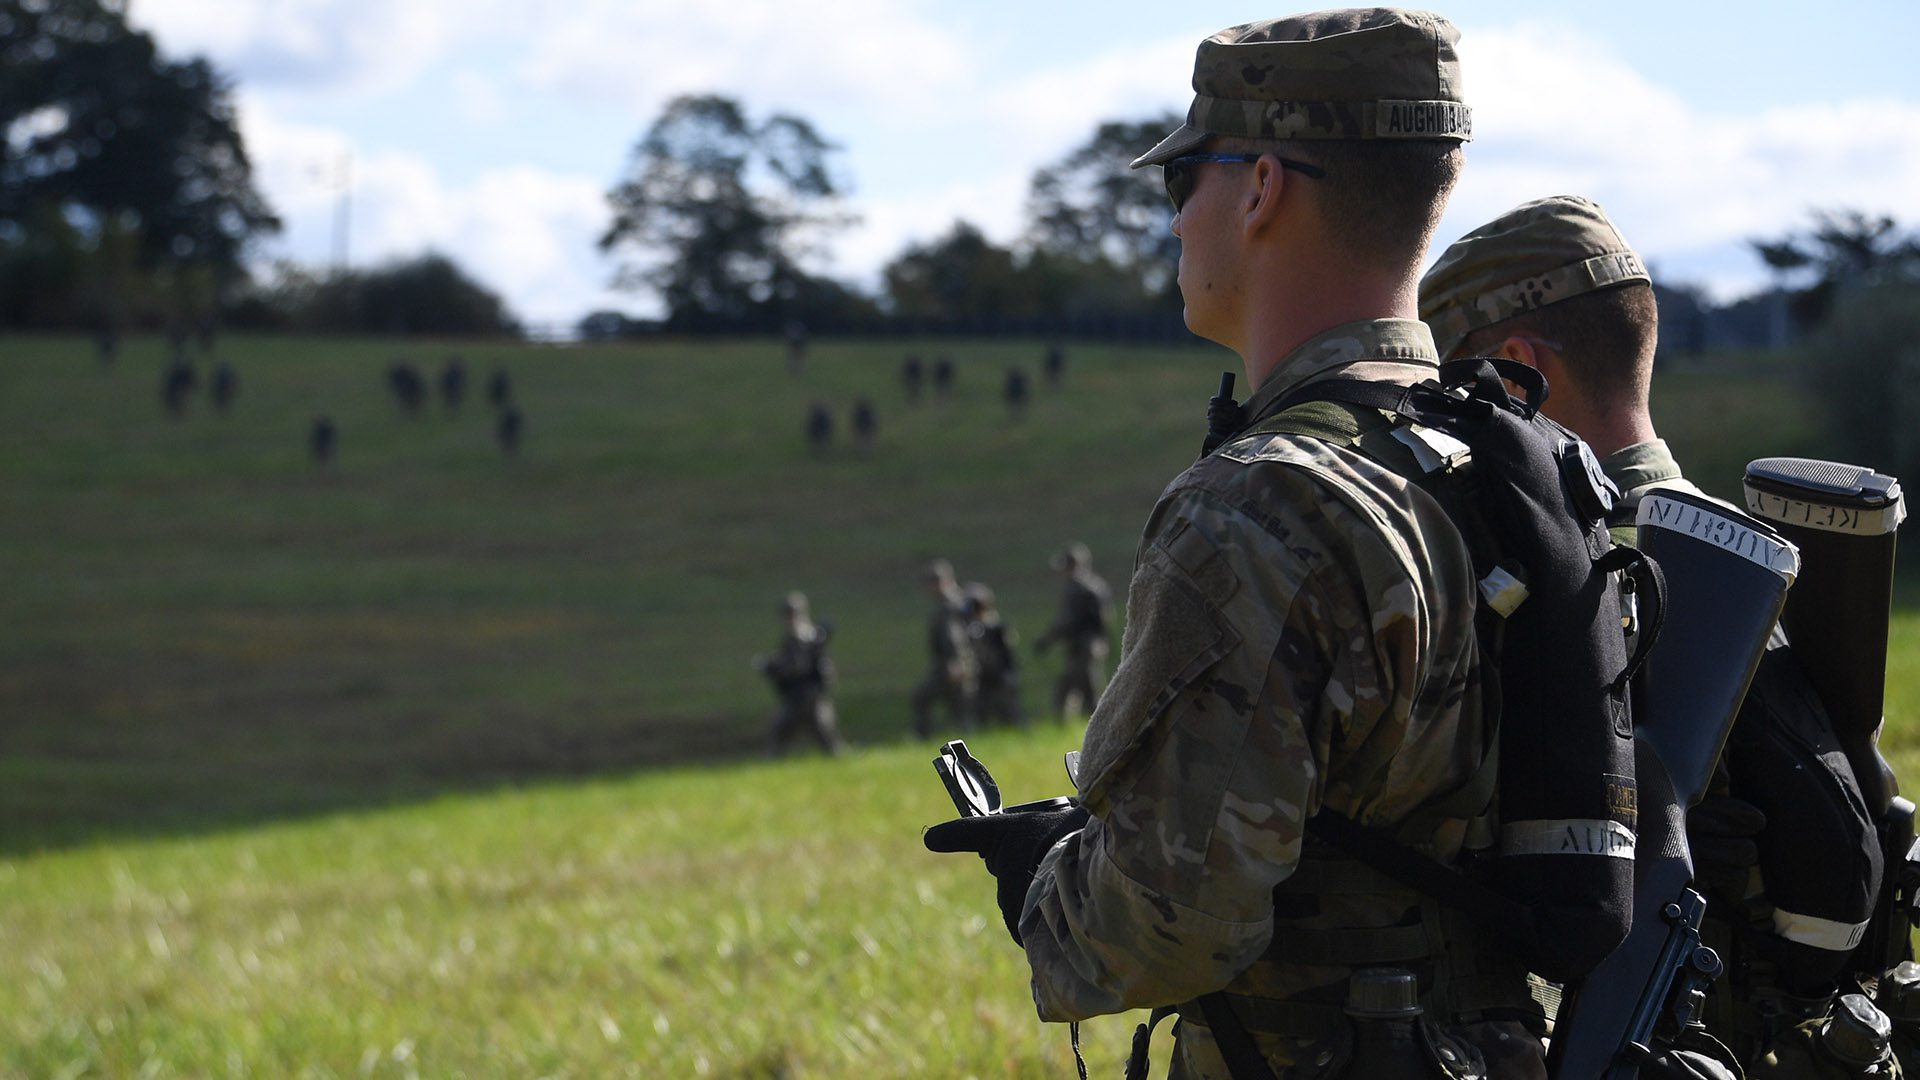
[1636,487,1800,808]
[1744,457,1906,815]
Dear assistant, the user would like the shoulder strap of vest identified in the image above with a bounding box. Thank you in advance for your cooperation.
[1237,384,1430,480]
[1248,381,1504,846]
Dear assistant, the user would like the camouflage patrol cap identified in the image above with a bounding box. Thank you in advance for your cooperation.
[1419,195,1652,359]
[1133,8,1471,169]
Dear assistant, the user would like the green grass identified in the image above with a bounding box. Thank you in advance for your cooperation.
[2,333,1916,1076]
[0,333,1218,848]
[0,725,1165,1078]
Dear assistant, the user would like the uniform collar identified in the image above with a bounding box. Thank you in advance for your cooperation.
[1241,318,1440,424]
[1600,439,1685,498]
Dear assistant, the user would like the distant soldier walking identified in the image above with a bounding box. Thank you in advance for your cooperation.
[910,559,977,737]
[439,357,467,413]
[963,583,1024,728]
[1034,542,1111,719]
[785,321,809,375]
[309,415,337,468]
[804,401,834,455]
[1002,367,1029,421]
[902,354,924,402]
[753,592,845,757]
[210,362,238,413]
[496,406,523,455]
[851,397,878,455]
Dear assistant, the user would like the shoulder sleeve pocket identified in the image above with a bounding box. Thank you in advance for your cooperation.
[1077,518,1242,803]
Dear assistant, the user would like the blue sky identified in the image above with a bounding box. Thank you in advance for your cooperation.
[133,1,1920,326]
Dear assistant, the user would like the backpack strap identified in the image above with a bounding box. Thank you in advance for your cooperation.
[1246,380,1506,849]
[1184,378,1520,1080]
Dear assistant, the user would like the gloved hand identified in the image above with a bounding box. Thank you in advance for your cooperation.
[924,803,1089,945]
[1686,794,1766,901]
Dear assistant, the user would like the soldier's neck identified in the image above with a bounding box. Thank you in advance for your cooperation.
[1238,267,1419,390]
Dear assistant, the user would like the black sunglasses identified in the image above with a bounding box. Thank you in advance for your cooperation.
[1161,152,1326,211]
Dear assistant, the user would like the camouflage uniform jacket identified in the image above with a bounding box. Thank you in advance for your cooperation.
[764,622,831,699]
[1048,572,1113,657]
[929,593,976,677]
[1021,320,1493,1043]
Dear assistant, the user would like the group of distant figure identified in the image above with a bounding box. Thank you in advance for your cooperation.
[799,343,1068,456]
[318,357,522,467]
[371,357,523,462]
[328,356,522,467]
[754,541,1113,757]
[143,329,525,468]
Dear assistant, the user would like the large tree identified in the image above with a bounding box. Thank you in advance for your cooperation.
[601,94,855,331]
[1747,209,1920,330]
[883,221,1026,320]
[1024,113,1183,311]
[0,0,279,295]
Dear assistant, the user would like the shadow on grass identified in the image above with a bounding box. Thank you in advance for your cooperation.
[0,685,1056,858]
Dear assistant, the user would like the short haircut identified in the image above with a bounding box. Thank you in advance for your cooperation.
[1455,281,1659,410]
[1219,136,1464,267]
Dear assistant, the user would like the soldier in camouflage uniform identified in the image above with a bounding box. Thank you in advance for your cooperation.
[910,559,977,738]
[1423,199,1891,1078]
[929,11,1550,1078]
[964,583,1026,728]
[1417,195,1704,534]
[753,592,844,757]
[1034,542,1113,719]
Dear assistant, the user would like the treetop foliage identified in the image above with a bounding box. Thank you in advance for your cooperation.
[1,0,279,272]
[601,94,854,331]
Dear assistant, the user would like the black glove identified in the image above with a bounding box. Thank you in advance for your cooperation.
[924,804,1089,945]
[1686,794,1766,901]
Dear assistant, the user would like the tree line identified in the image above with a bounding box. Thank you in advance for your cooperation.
[3,4,1915,344]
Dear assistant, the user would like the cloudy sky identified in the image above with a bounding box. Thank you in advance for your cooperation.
[132,0,1920,329]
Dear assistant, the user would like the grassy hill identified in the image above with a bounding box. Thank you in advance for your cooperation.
[3,332,1916,1076]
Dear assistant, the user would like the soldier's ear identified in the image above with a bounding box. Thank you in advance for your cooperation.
[1243,155,1290,237]
[1492,335,1539,370]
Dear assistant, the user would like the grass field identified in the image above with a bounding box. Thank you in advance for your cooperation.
[2,333,1915,1077]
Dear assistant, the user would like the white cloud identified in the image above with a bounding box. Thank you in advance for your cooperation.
[1440,24,1920,298]
[134,0,462,97]
[163,5,1920,323]
[517,0,973,118]
[827,33,1193,285]
[238,99,631,326]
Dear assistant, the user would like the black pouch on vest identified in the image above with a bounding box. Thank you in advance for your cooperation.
[1727,644,1884,987]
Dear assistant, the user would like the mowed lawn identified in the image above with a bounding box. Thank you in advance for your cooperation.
[1,333,1214,849]
[2,334,1915,1077]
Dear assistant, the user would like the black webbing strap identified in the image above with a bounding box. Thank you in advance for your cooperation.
[1195,992,1282,1080]
[1124,1006,1178,1080]
[1305,811,1532,934]
[1598,544,1667,693]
